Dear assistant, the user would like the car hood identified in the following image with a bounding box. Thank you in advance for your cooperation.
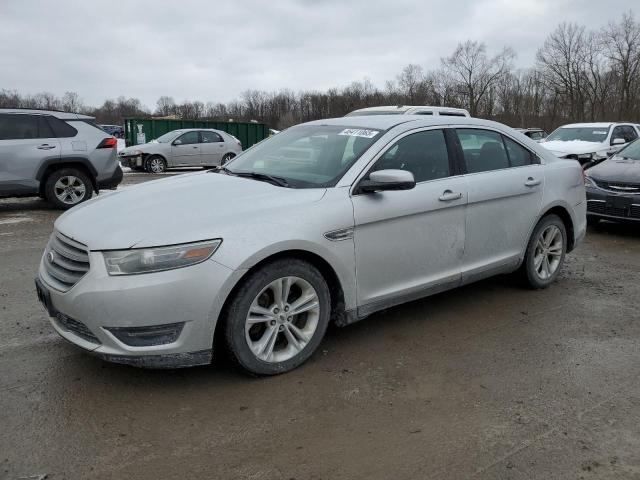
[541,140,606,156]
[587,156,640,184]
[55,172,327,250]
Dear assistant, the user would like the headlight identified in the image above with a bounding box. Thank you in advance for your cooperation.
[122,149,142,156]
[584,175,596,187]
[103,239,222,275]
[576,153,593,161]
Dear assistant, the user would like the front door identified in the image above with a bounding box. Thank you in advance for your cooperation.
[453,128,545,282]
[171,131,201,166]
[351,128,467,314]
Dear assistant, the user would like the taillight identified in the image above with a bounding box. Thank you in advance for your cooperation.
[97,137,118,149]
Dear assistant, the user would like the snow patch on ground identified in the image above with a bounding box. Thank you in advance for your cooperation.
[0,214,33,226]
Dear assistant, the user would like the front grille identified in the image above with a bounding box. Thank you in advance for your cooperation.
[587,200,640,219]
[593,179,640,193]
[56,313,101,344]
[41,231,90,291]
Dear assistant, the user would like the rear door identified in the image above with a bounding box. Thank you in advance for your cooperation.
[0,113,60,196]
[170,131,200,166]
[199,130,225,166]
[453,128,545,282]
[351,128,467,313]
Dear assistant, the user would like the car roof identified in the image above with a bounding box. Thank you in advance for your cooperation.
[560,122,614,128]
[350,105,468,114]
[304,115,506,131]
[0,108,94,120]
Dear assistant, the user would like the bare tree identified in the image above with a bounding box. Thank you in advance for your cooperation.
[441,40,515,116]
[155,96,176,117]
[601,12,640,119]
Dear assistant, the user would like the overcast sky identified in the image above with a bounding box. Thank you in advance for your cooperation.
[0,0,637,108]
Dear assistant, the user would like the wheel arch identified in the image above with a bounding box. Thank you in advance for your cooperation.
[539,204,576,252]
[214,248,348,349]
[37,158,98,195]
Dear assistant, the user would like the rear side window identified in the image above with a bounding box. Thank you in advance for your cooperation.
[372,129,450,183]
[456,129,509,173]
[201,131,223,143]
[46,116,78,138]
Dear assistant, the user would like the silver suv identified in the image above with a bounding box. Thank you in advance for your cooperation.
[0,109,122,209]
[118,128,243,173]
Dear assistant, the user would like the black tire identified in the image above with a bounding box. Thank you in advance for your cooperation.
[221,153,235,166]
[222,258,331,376]
[44,168,93,210]
[520,214,567,289]
[145,155,166,174]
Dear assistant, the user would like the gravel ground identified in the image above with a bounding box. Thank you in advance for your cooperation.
[1,172,639,480]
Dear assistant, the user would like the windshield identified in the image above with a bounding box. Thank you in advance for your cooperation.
[616,139,640,160]
[546,127,610,143]
[344,110,404,117]
[155,131,182,143]
[225,124,382,188]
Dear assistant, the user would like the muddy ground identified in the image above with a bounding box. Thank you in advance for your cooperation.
[1,172,639,479]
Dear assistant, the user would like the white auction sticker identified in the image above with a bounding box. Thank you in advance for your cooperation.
[338,128,379,138]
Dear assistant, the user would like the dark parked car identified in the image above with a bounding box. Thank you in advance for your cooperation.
[585,139,640,224]
[100,124,124,138]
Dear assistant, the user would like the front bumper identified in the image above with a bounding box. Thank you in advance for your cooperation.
[37,250,245,368]
[119,155,143,168]
[586,187,640,222]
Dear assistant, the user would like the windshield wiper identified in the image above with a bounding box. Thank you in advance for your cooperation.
[217,167,289,187]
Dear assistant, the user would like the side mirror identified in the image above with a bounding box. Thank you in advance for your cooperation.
[357,169,416,194]
[173,139,182,145]
[612,137,625,146]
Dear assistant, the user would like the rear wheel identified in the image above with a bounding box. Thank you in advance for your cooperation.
[44,168,92,210]
[221,153,235,166]
[222,259,330,375]
[521,214,567,289]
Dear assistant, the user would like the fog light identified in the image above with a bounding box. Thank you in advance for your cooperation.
[106,322,185,347]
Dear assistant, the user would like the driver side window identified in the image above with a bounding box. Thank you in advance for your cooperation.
[176,131,199,145]
[372,129,451,183]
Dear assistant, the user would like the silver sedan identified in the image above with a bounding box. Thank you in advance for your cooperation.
[119,128,242,173]
[38,115,586,375]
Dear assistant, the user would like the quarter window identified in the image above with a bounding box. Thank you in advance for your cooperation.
[372,129,450,183]
[456,129,509,173]
[503,136,533,167]
[46,116,77,138]
[201,131,223,143]
[176,131,199,145]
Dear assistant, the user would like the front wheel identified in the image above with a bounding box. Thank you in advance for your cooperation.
[222,259,331,375]
[521,214,567,289]
[145,155,166,174]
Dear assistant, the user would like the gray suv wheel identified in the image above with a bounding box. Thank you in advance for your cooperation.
[44,168,92,210]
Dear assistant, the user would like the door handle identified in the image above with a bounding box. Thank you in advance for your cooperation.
[438,190,463,202]
[192,146,198,149]
[524,177,541,187]
[37,144,56,150]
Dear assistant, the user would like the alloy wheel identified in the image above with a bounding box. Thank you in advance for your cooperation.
[533,225,563,280]
[149,158,165,173]
[244,276,320,363]
[54,176,86,205]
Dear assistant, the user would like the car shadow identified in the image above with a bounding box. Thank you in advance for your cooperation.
[588,221,640,239]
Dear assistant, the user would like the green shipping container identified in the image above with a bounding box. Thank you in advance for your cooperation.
[124,118,268,150]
